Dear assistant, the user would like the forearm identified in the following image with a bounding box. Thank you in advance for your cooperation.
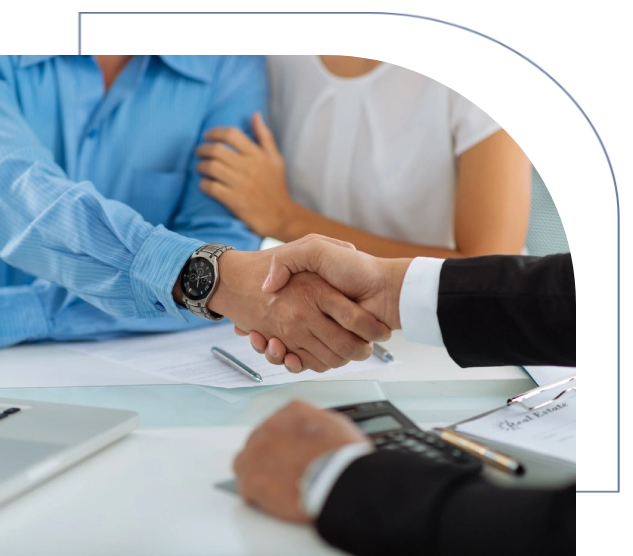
[0,281,211,349]
[438,254,576,367]
[317,451,575,556]
[280,204,497,259]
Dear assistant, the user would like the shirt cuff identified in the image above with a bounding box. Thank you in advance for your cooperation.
[302,443,375,518]
[399,257,445,347]
[0,286,50,348]
[129,226,205,320]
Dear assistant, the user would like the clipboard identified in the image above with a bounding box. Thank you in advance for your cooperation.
[447,375,576,489]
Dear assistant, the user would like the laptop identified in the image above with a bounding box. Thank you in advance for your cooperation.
[0,398,138,506]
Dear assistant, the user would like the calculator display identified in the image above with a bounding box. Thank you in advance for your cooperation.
[357,415,402,434]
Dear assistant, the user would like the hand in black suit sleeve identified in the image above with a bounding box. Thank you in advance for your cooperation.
[438,253,575,367]
[317,451,575,556]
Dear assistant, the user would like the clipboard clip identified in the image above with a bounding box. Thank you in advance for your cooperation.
[507,374,576,411]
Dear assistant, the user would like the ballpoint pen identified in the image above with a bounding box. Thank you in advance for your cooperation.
[211,347,263,383]
[434,428,525,475]
[372,343,394,362]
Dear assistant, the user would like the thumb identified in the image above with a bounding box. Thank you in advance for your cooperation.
[252,112,279,157]
[262,237,353,294]
[262,253,294,293]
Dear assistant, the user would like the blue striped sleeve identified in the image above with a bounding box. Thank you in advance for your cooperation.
[0,62,202,321]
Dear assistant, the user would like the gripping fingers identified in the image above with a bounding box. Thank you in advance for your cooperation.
[283,353,303,373]
[320,293,391,345]
[264,337,287,365]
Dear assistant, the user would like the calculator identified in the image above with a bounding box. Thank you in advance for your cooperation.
[332,400,481,470]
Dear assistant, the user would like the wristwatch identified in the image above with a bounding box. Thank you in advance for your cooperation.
[179,244,235,320]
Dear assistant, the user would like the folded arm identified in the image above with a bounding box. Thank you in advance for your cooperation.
[199,121,531,258]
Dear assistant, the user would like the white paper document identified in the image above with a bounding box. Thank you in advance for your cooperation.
[456,385,576,463]
[523,365,576,387]
[63,325,390,388]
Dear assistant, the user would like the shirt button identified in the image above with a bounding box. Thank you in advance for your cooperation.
[87,129,98,139]
[154,302,166,312]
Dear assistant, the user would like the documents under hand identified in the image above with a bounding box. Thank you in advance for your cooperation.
[456,377,576,464]
[63,325,389,389]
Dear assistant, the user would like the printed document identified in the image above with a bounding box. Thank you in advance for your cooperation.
[456,383,576,463]
[63,325,389,388]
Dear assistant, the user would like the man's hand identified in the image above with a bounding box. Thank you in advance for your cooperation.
[196,112,298,239]
[233,399,371,523]
[207,238,391,372]
[241,235,412,370]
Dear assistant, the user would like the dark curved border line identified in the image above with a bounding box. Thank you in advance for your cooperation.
[77,12,620,492]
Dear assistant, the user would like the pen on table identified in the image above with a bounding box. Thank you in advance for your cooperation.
[372,343,394,362]
[434,428,525,475]
[211,347,263,383]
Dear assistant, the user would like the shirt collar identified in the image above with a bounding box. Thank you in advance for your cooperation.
[18,55,58,67]
[157,56,213,83]
[18,55,213,83]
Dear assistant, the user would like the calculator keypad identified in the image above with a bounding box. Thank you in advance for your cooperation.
[371,428,475,467]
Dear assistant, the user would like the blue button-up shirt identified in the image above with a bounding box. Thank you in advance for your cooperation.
[0,55,265,347]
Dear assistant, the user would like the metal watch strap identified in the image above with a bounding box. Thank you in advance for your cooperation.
[182,244,235,321]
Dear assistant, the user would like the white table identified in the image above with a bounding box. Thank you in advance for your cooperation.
[0,332,535,555]
[0,331,534,427]
[0,427,346,556]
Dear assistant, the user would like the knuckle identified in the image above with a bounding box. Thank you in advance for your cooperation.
[339,307,358,329]
[288,306,306,323]
[329,356,348,369]
[349,340,372,361]
[314,362,329,373]
[338,342,359,361]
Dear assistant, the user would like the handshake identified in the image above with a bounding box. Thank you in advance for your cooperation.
[204,235,412,373]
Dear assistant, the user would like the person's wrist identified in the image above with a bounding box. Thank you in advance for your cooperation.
[274,200,306,243]
[206,249,243,318]
[378,258,412,330]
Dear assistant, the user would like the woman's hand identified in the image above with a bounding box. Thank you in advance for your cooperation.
[196,112,297,239]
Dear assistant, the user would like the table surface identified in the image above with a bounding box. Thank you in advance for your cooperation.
[0,427,347,556]
[0,331,534,427]
[0,331,536,555]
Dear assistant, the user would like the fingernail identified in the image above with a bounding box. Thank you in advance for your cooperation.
[251,342,264,354]
[269,347,278,358]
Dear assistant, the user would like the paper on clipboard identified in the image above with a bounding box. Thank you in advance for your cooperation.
[456,379,576,463]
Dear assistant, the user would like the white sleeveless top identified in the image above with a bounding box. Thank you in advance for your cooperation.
[267,56,501,249]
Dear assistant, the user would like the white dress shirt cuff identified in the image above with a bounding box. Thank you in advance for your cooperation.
[399,257,445,347]
[302,443,375,518]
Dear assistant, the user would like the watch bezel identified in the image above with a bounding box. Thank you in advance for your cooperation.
[180,251,220,308]
[180,256,217,302]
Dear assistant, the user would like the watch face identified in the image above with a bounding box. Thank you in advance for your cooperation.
[181,257,215,301]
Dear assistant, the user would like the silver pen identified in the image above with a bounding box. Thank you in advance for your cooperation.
[211,347,263,383]
[372,343,394,362]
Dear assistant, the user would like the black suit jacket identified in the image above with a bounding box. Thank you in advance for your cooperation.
[317,254,575,556]
[438,253,575,367]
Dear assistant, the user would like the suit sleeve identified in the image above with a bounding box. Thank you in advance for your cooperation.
[316,451,575,556]
[437,253,575,367]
